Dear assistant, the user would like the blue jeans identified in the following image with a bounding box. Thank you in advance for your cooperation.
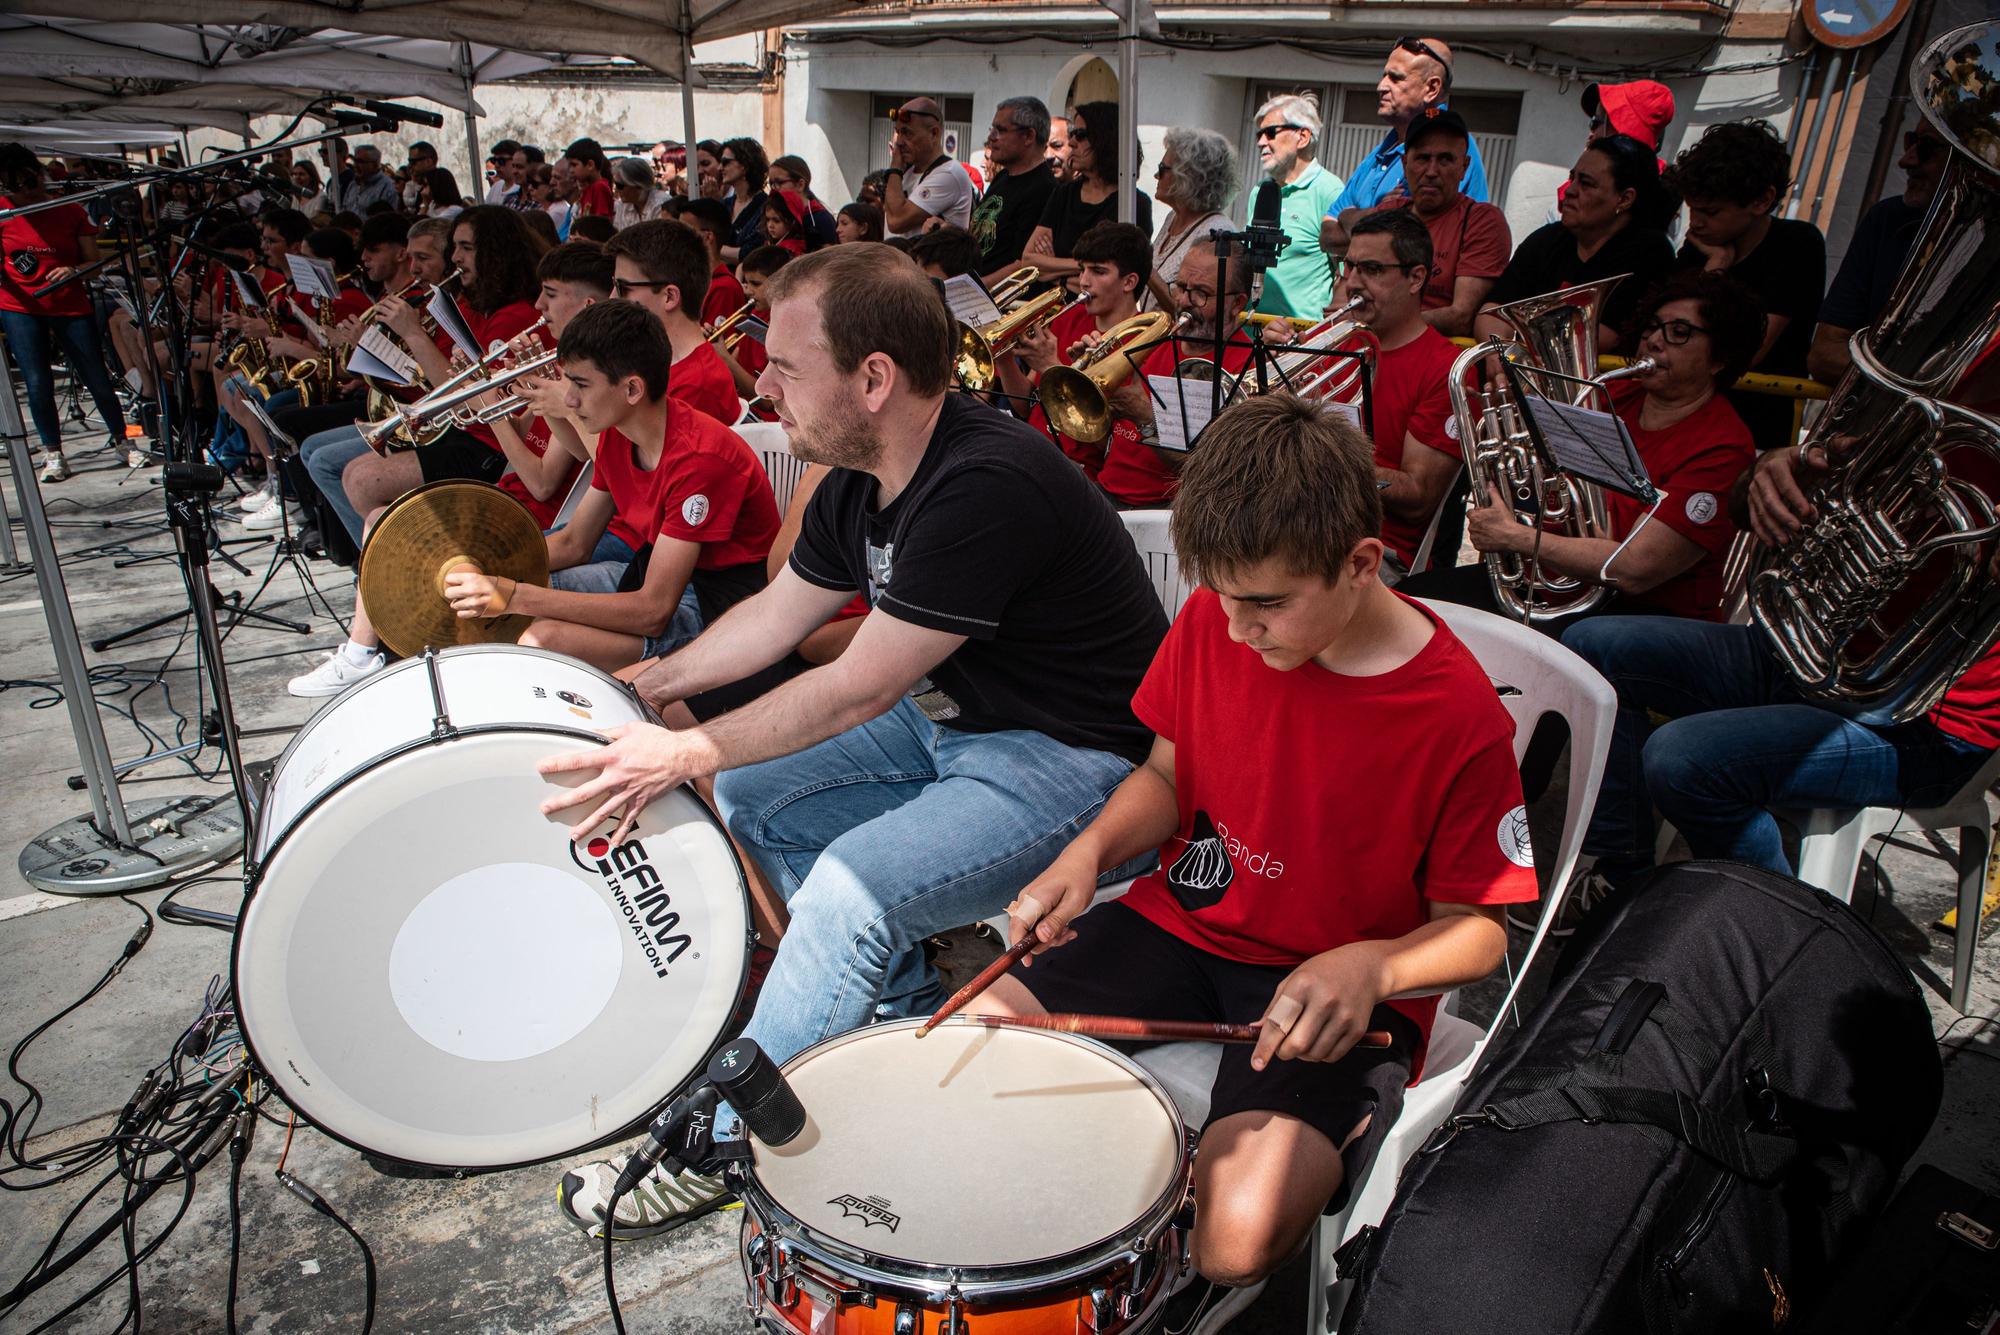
[714,696,1146,1067]
[1560,617,1991,885]
[1,309,126,450]
[301,425,371,546]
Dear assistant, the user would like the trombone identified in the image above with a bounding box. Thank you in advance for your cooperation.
[1037,311,1182,443]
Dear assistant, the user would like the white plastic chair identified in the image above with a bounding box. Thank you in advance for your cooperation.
[734,419,805,513]
[1781,749,2000,1013]
[1119,508,1197,617]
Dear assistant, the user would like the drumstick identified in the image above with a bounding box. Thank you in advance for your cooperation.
[968,1012,1394,1049]
[916,935,1039,1037]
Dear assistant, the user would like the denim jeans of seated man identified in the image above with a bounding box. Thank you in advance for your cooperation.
[1560,615,1991,887]
[713,695,1151,1068]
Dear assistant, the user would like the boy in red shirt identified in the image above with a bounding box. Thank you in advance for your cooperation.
[716,245,792,401]
[445,299,779,672]
[603,220,742,424]
[980,393,1533,1308]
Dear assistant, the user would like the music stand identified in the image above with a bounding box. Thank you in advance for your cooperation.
[1499,360,1658,504]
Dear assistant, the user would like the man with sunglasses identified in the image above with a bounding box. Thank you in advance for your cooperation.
[1323,35,1488,246]
[602,219,742,424]
[1250,93,1344,321]
[882,97,976,239]
[1807,121,1951,386]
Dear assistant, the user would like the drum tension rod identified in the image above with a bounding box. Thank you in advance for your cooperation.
[421,651,458,742]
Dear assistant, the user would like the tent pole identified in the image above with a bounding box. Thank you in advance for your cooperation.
[1117,1,1137,224]
[680,14,700,195]
[459,43,484,196]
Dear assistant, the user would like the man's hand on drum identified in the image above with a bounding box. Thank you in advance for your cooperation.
[1249,942,1390,1072]
[537,723,710,843]
[1003,844,1102,962]
[443,569,514,619]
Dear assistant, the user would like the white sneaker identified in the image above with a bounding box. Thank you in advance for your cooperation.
[39,455,70,483]
[237,480,276,512]
[287,648,384,698]
[124,368,145,394]
[243,499,304,532]
[126,447,155,470]
[556,1157,734,1241]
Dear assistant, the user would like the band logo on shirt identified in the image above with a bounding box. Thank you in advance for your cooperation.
[1166,810,1235,910]
[1497,805,1535,868]
[866,540,895,603]
[683,494,710,526]
[1684,492,1718,524]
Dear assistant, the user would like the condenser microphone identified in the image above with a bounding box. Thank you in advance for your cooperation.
[1251,178,1281,230]
[358,99,446,128]
[707,1039,805,1147]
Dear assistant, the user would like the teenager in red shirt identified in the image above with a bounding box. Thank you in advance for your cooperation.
[1097,244,1254,508]
[564,138,617,219]
[981,393,1533,1310]
[446,300,779,672]
[716,245,790,407]
[997,220,1148,478]
[604,220,741,424]
[680,198,750,326]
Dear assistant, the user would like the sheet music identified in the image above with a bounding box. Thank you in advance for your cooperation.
[428,288,481,362]
[1146,374,1216,453]
[942,275,1003,329]
[349,327,415,386]
[1319,400,1363,431]
[285,254,339,301]
[735,316,769,347]
[287,301,328,348]
[1514,391,1657,504]
[230,270,264,308]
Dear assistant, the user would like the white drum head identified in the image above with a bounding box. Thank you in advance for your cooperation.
[752,1021,1184,1268]
[236,734,749,1170]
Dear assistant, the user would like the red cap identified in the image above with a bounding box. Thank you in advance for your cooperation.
[1592,80,1676,152]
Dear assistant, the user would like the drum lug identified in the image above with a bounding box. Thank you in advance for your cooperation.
[893,1304,921,1335]
[793,1266,876,1312]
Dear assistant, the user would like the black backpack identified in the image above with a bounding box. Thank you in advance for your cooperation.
[1338,861,1942,1335]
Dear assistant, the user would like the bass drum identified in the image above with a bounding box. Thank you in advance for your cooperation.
[235,644,751,1173]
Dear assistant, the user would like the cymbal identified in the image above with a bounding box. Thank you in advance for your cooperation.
[358,481,549,658]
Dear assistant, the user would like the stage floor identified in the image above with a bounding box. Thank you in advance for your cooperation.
[0,416,1994,1333]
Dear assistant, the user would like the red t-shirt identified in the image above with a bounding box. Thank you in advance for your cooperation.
[459,298,547,451]
[1117,589,1538,1077]
[1028,301,1116,478]
[1370,195,1512,312]
[671,338,743,425]
[1371,326,1462,564]
[590,401,780,566]
[0,197,97,317]
[1098,334,1256,507]
[577,178,616,219]
[1912,444,2000,749]
[1603,382,1752,620]
[703,264,748,327]
[495,417,582,530]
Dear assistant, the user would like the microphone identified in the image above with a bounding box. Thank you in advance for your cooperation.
[612,1085,718,1196]
[1251,178,1282,230]
[330,109,396,133]
[230,167,298,200]
[706,1039,805,1147]
[358,99,445,129]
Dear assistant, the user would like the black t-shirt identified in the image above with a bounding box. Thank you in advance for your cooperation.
[1819,195,1924,332]
[1486,221,1677,346]
[1039,179,1154,258]
[972,161,1057,271]
[1673,216,1825,450]
[789,394,1168,762]
[729,189,768,255]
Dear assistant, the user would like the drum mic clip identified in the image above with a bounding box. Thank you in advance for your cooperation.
[615,1038,805,1193]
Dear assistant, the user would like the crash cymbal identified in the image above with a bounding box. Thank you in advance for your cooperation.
[358,481,549,658]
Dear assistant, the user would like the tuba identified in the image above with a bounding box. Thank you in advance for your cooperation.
[1748,21,2000,723]
[1448,275,1642,622]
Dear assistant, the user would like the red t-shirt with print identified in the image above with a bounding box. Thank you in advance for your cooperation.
[1097,334,1256,508]
[590,401,780,566]
[1116,589,1537,1077]
[1371,326,1462,565]
[494,416,582,530]
[671,339,743,426]
[459,298,548,452]
[1604,381,1752,620]
[0,198,97,318]
[577,178,616,219]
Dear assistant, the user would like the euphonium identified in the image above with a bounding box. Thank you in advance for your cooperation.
[1038,311,1181,444]
[1747,20,2000,724]
[1450,274,1632,622]
[955,288,1080,391]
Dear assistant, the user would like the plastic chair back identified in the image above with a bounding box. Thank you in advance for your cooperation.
[735,420,805,513]
[1118,509,1196,618]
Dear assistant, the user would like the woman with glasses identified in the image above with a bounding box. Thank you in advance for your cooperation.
[768,155,840,249]
[1144,127,1238,312]
[1403,271,1761,630]
[718,137,770,264]
[526,162,576,240]
[1024,101,1152,283]
[1476,134,1678,355]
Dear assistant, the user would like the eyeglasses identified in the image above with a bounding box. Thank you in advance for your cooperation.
[1154,161,1176,176]
[1397,36,1447,66]
[720,154,739,165]
[1637,317,1710,345]
[611,277,675,297]
[1256,123,1307,141]
[1902,130,1948,162]
[988,121,1025,136]
[1340,259,1414,279]
[1172,281,1217,305]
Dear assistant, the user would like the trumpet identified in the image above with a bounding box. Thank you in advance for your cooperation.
[1038,311,1181,444]
[956,289,1081,392]
[359,317,550,450]
[706,299,757,355]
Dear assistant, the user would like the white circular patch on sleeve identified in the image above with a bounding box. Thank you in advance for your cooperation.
[682,494,710,526]
[1684,491,1718,525]
[1445,412,1461,441]
[1497,806,1535,867]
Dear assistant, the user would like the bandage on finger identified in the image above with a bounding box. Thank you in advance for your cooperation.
[1265,992,1305,1034]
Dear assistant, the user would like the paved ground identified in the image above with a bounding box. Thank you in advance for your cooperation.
[0,408,1995,1334]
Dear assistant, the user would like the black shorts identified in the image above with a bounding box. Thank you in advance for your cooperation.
[1010,901,1421,1210]
[416,428,509,486]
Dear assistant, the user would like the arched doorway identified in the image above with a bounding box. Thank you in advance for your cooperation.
[1058,56,1118,112]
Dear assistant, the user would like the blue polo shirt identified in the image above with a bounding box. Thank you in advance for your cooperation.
[1329,124,1489,215]
[1256,160,1345,319]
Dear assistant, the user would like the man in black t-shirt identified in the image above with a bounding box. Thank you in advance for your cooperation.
[544,244,1169,1239]
[972,95,1058,282]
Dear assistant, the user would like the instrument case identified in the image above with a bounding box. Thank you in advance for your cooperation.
[1796,1163,2000,1334]
[1338,861,1942,1335]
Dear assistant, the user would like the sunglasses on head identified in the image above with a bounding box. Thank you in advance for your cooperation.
[1397,36,1446,66]
[889,107,941,126]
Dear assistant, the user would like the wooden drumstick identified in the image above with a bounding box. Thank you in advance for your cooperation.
[967,1012,1393,1049]
[916,935,1038,1037]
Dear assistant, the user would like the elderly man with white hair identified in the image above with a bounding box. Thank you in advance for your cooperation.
[1145,127,1240,311]
[1250,93,1343,319]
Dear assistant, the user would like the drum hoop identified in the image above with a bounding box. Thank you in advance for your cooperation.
[737,1018,1192,1292]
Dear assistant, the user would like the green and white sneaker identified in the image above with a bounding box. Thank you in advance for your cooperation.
[556,1157,735,1241]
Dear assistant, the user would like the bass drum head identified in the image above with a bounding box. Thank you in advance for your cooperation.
[750,1019,1184,1270]
[236,733,749,1171]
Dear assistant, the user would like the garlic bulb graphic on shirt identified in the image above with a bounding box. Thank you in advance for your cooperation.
[1165,810,1234,911]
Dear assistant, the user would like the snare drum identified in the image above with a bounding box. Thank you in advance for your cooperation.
[738,1018,1191,1334]
[235,644,752,1172]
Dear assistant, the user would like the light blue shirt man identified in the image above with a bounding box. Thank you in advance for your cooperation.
[1330,121,1488,214]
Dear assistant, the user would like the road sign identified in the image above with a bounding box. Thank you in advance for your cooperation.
[1801,0,1913,50]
